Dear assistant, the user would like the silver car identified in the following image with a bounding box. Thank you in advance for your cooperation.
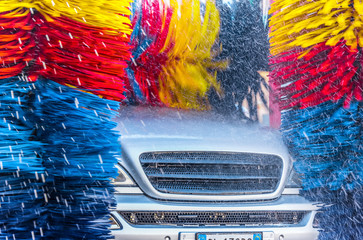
[110,106,320,240]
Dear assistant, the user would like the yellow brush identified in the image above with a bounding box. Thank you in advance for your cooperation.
[269,0,362,55]
[158,0,227,110]
[0,0,132,33]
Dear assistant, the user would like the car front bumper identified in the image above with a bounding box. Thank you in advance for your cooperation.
[111,194,320,240]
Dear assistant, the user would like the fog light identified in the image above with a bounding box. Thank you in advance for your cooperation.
[154,212,165,221]
[130,213,137,224]
[279,235,284,240]
[165,236,171,240]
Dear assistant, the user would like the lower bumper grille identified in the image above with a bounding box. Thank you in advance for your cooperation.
[119,211,307,227]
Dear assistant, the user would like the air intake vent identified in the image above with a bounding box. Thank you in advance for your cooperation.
[140,152,283,195]
[119,211,306,226]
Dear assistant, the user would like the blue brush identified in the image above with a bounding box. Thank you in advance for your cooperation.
[281,101,362,190]
[302,186,362,240]
[281,100,362,239]
[32,79,120,239]
[0,77,45,239]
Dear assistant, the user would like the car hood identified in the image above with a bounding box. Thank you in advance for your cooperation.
[113,106,286,154]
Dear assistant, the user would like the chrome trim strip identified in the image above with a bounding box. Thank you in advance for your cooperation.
[114,195,320,212]
[115,187,143,194]
[282,188,301,195]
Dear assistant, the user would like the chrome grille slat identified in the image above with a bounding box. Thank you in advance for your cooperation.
[147,174,280,180]
[140,153,281,165]
[143,164,280,177]
[119,211,307,226]
[152,179,278,194]
[140,159,274,165]
[140,152,283,195]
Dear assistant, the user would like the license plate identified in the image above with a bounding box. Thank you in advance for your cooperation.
[196,232,262,240]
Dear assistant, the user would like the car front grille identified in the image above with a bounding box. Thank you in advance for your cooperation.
[119,211,307,226]
[140,152,283,195]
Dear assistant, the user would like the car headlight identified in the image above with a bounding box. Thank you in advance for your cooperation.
[109,214,122,230]
[285,167,302,188]
[111,164,137,187]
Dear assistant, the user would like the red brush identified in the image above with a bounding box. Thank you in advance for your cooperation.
[129,0,173,104]
[0,10,35,79]
[36,16,131,101]
[0,10,131,101]
[270,41,362,109]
